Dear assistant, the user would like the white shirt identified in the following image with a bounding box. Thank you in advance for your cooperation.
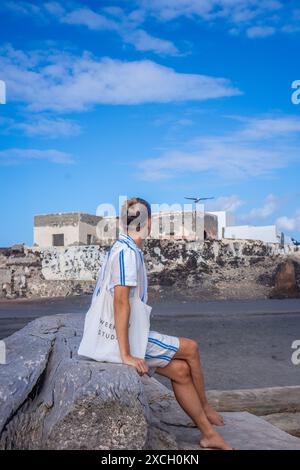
[92,233,148,304]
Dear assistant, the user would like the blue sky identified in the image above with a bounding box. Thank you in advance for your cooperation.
[0,0,300,246]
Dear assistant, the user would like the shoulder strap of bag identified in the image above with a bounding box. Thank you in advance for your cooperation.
[133,249,143,300]
[101,250,113,292]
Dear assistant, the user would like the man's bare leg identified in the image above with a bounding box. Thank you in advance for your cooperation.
[155,359,232,450]
[173,338,224,426]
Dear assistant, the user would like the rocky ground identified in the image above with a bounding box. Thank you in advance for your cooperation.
[0,240,299,301]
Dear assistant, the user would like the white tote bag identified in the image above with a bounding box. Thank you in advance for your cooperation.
[78,254,152,363]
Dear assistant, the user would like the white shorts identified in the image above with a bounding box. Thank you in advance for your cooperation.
[145,330,180,377]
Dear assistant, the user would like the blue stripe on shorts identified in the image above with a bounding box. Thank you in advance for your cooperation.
[145,354,172,362]
[148,337,178,353]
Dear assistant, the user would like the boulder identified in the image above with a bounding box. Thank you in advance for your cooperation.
[0,314,152,450]
[270,259,299,298]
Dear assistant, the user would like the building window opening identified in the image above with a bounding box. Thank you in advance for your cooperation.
[169,221,175,236]
[52,233,64,246]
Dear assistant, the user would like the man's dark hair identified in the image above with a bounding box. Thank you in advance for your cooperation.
[120,197,151,232]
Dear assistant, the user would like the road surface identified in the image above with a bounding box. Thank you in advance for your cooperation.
[0,296,299,390]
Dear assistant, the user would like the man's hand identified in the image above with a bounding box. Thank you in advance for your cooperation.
[122,354,149,376]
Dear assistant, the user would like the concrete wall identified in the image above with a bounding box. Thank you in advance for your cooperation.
[78,221,99,245]
[150,211,217,241]
[207,211,227,239]
[34,213,80,227]
[34,213,103,247]
[204,213,218,240]
[225,225,279,243]
[150,212,196,240]
[92,217,119,244]
[34,225,80,247]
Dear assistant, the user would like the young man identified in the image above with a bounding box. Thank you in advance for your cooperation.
[93,197,232,450]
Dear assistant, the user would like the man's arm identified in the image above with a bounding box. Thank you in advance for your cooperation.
[114,285,149,376]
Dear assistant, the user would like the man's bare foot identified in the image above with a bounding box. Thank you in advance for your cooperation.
[200,431,233,450]
[204,403,224,426]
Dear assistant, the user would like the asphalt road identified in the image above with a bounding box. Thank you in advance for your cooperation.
[0,296,300,390]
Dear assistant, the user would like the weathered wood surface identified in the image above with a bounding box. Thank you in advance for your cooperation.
[263,412,300,438]
[206,386,300,415]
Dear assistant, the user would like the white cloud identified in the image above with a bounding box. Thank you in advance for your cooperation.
[240,194,278,222]
[138,144,285,181]
[206,194,245,212]
[0,114,81,138]
[61,7,179,56]
[123,29,179,55]
[0,45,241,112]
[3,0,298,41]
[0,148,74,164]
[2,2,179,56]
[44,2,65,17]
[277,209,300,232]
[4,0,297,45]
[237,116,300,139]
[176,118,194,126]
[137,0,300,38]
[139,0,283,23]
[137,115,300,181]
[246,25,276,38]
[14,117,81,138]
[62,7,118,31]
[2,0,42,17]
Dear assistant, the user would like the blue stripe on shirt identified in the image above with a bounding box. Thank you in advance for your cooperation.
[119,250,125,285]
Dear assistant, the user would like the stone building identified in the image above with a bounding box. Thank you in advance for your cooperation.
[224,224,283,244]
[33,210,219,247]
[203,213,218,240]
[34,213,103,247]
[207,211,229,239]
[150,211,218,241]
[32,209,291,247]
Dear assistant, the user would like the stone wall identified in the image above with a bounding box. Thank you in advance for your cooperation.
[34,213,81,227]
[0,240,299,301]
